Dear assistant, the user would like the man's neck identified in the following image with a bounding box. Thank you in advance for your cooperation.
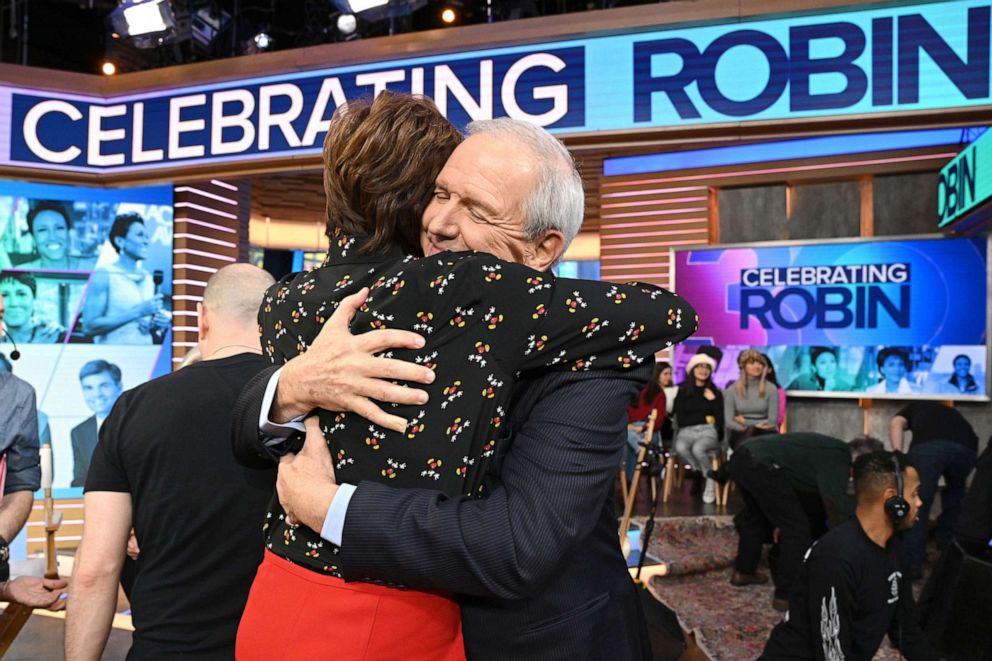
[200,332,261,361]
[856,505,894,548]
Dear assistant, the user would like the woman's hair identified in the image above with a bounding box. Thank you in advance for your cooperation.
[322,92,463,256]
[27,201,72,233]
[735,348,768,398]
[643,361,668,403]
[949,353,977,392]
[761,353,780,387]
[876,347,910,372]
[109,213,144,254]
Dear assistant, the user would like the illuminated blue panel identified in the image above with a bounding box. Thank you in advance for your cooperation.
[604,128,974,176]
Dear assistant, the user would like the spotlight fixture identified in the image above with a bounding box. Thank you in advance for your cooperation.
[336,13,358,36]
[108,0,179,49]
[333,0,426,23]
[441,7,456,23]
[253,32,272,50]
[101,61,117,75]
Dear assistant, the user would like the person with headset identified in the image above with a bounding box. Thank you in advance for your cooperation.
[761,451,937,660]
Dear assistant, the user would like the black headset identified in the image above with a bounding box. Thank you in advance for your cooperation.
[884,453,910,522]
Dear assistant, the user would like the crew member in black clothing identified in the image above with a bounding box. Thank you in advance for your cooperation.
[890,401,978,578]
[721,433,884,611]
[65,264,277,661]
[762,451,937,661]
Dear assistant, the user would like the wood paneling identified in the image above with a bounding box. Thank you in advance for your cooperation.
[172,179,246,366]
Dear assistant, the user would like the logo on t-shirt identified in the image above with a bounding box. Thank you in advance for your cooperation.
[887,571,901,605]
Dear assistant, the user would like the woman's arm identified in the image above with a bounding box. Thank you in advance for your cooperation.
[724,387,744,431]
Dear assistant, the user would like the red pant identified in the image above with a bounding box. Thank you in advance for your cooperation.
[237,551,465,661]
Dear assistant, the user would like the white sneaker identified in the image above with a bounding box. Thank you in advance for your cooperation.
[702,480,716,504]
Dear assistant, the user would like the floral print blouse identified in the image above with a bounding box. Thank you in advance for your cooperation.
[259,234,697,577]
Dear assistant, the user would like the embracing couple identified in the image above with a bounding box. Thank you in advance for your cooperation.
[232,92,697,660]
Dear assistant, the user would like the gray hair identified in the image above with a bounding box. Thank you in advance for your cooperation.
[202,264,275,327]
[466,118,584,249]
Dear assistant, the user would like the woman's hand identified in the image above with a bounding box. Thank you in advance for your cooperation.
[733,415,747,426]
[136,294,164,317]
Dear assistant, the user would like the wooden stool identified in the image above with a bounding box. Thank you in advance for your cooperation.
[619,411,658,558]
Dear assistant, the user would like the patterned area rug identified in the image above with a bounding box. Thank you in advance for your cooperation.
[639,516,907,660]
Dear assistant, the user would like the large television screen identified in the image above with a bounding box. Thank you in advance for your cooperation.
[672,237,988,400]
[0,181,174,493]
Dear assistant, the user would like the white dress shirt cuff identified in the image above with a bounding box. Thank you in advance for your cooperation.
[259,367,306,437]
[320,483,357,546]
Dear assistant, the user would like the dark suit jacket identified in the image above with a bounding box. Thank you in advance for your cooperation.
[233,364,653,661]
[70,416,98,487]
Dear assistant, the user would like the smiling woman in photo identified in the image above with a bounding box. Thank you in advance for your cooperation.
[19,201,97,272]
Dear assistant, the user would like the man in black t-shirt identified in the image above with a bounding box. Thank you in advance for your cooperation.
[65,264,276,661]
[762,451,937,661]
[890,401,978,578]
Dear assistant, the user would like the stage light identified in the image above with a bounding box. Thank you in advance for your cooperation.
[441,7,457,23]
[109,0,179,49]
[335,0,388,13]
[253,32,272,50]
[101,61,117,76]
[336,13,358,36]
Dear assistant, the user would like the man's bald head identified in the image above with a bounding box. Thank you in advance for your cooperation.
[202,264,275,328]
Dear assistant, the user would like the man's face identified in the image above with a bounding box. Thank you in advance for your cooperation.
[81,372,123,417]
[32,210,69,262]
[421,133,547,268]
[897,466,923,530]
[0,279,33,329]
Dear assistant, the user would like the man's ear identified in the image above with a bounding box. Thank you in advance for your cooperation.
[526,230,566,272]
[196,302,208,339]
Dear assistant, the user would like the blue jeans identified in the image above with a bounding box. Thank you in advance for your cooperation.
[905,440,977,572]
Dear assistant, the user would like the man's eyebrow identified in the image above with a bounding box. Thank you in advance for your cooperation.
[461,194,499,218]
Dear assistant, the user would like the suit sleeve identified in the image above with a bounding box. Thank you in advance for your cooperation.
[5,384,40,494]
[339,366,647,599]
[70,426,87,488]
[805,552,858,661]
[230,364,286,469]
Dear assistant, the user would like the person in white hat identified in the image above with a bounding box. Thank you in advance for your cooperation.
[673,353,724,503]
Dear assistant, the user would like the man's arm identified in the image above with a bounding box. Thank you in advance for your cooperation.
[1,384,40,545]
[337,367,646,599]
[805,554,858,660]
[65,492,131,661]
[890,415,909,452]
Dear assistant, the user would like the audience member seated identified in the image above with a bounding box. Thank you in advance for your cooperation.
[724,349,779,450]
[761,353,786,429]
[673,353,724,504]
[625,362,667,481]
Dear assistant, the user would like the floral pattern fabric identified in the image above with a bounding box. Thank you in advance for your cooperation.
[260,234,697,577]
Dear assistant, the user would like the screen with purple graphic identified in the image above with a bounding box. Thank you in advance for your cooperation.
[0,180,173,492]
[673,237,988,400]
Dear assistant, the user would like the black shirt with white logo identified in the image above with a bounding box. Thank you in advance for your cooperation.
[761,517,937,661]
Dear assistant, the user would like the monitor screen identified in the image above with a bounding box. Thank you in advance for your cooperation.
[672,237,988,400]
[0,180,174,493]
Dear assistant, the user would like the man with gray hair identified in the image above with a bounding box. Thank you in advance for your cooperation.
[67,264,277,661]
[235,118,665,659]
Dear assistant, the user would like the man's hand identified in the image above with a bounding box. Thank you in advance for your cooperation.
[277,417,338,532]
[274,287,436,433]
[3,576,68,611]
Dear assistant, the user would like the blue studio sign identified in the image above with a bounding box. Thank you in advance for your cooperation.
[1,0,990,173]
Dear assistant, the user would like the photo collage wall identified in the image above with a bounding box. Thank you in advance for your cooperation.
[0,180,173,493]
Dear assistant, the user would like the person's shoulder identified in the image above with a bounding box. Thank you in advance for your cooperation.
[0,373,35,402]
[808,520,860,563]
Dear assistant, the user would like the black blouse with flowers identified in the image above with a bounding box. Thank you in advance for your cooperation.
[260,234,697,577]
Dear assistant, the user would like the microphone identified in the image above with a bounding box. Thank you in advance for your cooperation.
[2,329,20,361]
[153,269,164,295]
